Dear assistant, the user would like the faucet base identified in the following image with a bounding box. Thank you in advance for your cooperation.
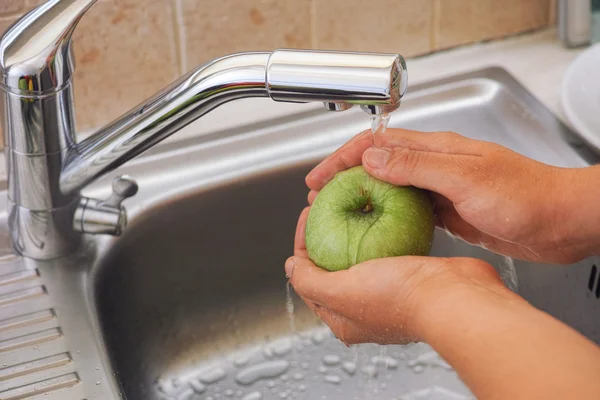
[8,200,82,260]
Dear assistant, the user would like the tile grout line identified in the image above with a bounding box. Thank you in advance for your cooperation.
[310,0,317,49]
[172,0,188,76]
[430,0,441,52]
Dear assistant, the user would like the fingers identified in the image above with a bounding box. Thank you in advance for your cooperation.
[362,147,480,203]
[374,129,486,156]
[305,131,373,191]
[297,294,365,346]
[294,207,310,258]
[305,129,488,193]
[307,190,318,205]
[286,256,344,307]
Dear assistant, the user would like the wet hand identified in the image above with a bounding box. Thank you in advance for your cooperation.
[286,207,509,345]
[306,128,596,264]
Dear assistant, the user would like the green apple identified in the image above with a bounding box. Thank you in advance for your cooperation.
[305,165,435,271]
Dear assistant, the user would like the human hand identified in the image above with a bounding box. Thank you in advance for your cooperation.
[286,207,511,345]
[306,128,598,264]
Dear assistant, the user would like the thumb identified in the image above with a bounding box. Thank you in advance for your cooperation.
[362,147,476,202]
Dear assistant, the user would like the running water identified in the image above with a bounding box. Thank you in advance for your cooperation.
[285,281,296,335]
[370,112,391,147]
[499,256,518,292]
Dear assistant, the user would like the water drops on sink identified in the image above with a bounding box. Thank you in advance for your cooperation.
[361,364,378,379]
[235,360,290,385]
[341,361,357,376]
[370,355,399,369]
[241,391,263,400]
[190,379,206,393]
[324,374,342,385]
[197,366,227,384]
[322,354,341,366]
[407,351,451,370]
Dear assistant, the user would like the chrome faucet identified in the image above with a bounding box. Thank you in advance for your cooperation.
[0,0,408,260]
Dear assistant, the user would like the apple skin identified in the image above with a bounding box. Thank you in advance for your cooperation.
[305,165,435,271]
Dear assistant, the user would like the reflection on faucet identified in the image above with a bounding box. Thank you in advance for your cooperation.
[0,0,408,260]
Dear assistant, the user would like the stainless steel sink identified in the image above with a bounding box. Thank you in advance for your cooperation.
[1,67,600,400]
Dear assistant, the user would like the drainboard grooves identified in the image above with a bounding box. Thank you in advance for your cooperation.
[0,353,71,381]
[0,256,23,276]
[0,287,45,307]
[0,270,38,287]
[0,328,62,353]
[0,310,55,333]
[0,373,79,399]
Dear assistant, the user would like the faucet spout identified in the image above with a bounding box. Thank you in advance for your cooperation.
[60,49,407,195]
[60,52,272,195]
[0,0,408,260]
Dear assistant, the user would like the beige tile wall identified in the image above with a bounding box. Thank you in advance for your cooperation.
[0,0,555,139]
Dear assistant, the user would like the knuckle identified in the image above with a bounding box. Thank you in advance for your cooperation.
[390,148,422,176]
[437,130,461,141]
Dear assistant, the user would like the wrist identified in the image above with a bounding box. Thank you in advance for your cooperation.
[410,259,526,343]
[551,166,600,261]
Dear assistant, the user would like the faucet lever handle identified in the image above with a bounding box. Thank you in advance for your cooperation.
[100,176,139,209]
[73,175,138,236]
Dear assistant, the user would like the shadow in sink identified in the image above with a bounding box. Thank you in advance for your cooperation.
[93,68,600,400]
[95,163,476,400]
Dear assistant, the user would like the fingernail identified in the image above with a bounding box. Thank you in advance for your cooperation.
[364,148,390,169]
[285,257,295,278]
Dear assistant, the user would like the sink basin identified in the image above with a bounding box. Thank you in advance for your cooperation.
[85,68,600,400]
[2,67,599,399]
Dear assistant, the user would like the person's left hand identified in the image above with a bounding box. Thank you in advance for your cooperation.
[286,207,513,346]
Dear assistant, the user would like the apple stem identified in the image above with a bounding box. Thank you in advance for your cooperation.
[362,201,373,214]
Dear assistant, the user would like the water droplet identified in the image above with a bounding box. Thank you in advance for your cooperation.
[292,372,303,381]
[324,375,341,385]
[225,389,235,397]
[370,355,398,369]
[361,365,378,378]
[267,380,276,388]
[411,365,425,374]
[407,351,451,370]
[278,391,289,398]
[341,361,356,376]
[318,365,328,374]
[266,338,293,358]
[197,366,227,384]
[311,331,326,344]
[95,380,101,385]
[232,348,259,367]
[190,379,206,393]
[300,362,310,370]
[280,374,289,381]
[241,393,263,400]
[322,355,341,366]
[235,360,290,385]
[298,384,307,392]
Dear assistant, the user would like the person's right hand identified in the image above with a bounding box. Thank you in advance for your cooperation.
[306,128,600,264]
